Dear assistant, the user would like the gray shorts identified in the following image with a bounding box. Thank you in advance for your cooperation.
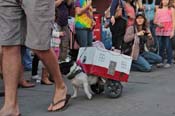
[0,0,55,50]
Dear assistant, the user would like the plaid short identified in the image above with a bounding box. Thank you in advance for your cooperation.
[0,0,55,50]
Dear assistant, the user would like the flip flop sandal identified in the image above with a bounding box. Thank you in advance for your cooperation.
[51,94,71,112]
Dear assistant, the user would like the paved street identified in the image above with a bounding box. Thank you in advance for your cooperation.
[0,64,175,116]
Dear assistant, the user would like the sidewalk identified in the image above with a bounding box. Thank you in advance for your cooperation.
[0,64,175,116]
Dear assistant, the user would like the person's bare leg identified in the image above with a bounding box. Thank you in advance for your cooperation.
[33,48,67,111]
[0,46,21,116]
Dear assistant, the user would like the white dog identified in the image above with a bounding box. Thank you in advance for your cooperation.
[66,62,98,100]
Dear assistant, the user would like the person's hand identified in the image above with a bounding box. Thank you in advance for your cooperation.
[59,31,65,37]
[157,23,164,28]
[137,30,145,36]
[170,31,174,39]
[110,16,115,25]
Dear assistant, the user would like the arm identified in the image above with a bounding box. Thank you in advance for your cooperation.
[172,8,175,31]
[110,0,119,25]
[153,7,163,27]
[153,7,158,24]
[170,8,175,38]
[66,0,73,6]
[55,0,64,7]
[104,6,111,18]
[137,0,143,10]
[75,0,92,15]
[110,0,119,17]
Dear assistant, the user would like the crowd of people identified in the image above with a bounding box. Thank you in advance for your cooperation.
[0,0,175,115]
[105,0,175,72]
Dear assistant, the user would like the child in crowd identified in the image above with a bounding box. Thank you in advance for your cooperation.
[154,0,175,68]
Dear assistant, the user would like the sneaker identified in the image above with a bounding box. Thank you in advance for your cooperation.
[164,63,171,68]
[156,63,164,68]
[31,75,41,80]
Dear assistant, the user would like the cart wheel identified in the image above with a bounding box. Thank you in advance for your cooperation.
[90,83,104,94]
[104,79,123,98]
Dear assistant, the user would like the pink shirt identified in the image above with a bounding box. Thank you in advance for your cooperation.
[155,8,173,36]
[125,3,135,28]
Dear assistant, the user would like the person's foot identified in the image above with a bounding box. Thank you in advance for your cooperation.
[48,86,69,111]
[18,80,35,88]
[156,63,164,68]
[0,104,20,116]
[164,63,171,68]
[41,78,53,85]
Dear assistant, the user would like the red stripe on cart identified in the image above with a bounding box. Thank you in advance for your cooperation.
[81,64,129,82]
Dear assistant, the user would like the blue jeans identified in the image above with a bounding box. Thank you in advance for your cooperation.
[21,46,32,70]
[132,52,162,72]
[75,29,93,47]
[157,36,173,64]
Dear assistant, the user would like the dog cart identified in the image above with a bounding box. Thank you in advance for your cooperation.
[77,47,132,98]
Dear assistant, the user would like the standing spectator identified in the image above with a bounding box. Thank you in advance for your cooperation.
[21,46,32,71]
[55,0,72,61]
[74,0,95,47]
[124,12,162,72]
[0,0,70,115]
[154,0,175,68]
[31,54,40,80]
[143,0,158,53]
[110,0,127,51]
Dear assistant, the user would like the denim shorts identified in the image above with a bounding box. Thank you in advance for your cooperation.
[0,0,55,50]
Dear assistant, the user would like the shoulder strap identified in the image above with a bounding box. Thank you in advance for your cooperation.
[133,25,136,34]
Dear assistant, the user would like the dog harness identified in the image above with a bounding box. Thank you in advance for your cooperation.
[67,69,82,80]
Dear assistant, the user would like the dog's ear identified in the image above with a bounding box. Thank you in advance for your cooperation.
[68,59,75,67]
[59,62,71,75]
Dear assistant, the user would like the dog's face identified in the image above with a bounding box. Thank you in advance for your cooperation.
[59,60,74,75]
